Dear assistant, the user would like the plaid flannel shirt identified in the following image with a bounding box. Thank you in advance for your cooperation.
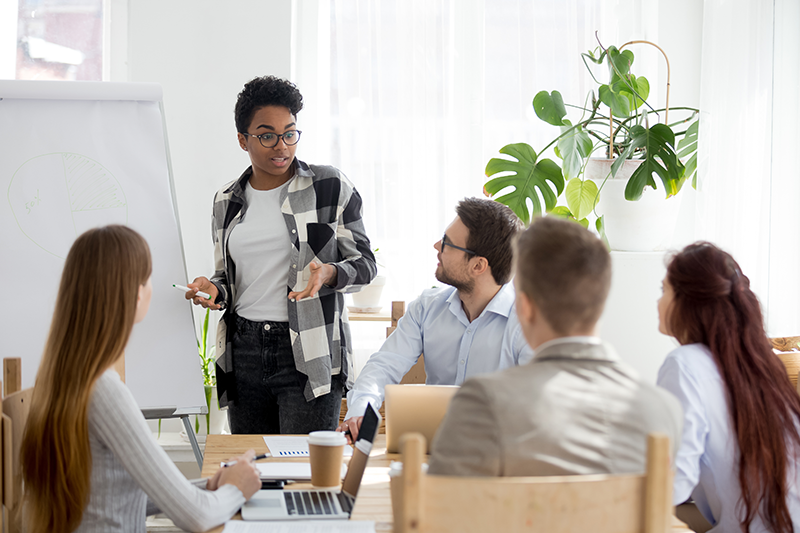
[211,160,376,406]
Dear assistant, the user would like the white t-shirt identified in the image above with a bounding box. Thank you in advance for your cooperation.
[228,180,291,322]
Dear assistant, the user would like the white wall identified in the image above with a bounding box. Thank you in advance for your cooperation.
[125,0,293,333]
[119,0,706,387]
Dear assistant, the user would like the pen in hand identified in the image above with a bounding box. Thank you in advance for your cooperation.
[220,453,270,468]
[173,284,211,300]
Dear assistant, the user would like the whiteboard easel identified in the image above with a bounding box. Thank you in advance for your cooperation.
[0,81,207,424]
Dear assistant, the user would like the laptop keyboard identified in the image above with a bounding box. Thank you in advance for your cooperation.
[284,491,338,516]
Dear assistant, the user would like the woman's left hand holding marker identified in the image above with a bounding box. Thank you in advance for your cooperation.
[186,277,221,310]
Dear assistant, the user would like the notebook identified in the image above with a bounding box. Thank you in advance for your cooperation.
[241,403,381,521]
[384,384,459,453]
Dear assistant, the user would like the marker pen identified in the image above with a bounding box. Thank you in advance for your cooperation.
[172,284,211,300]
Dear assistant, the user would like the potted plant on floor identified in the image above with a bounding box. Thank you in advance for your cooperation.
[484,36,699,250]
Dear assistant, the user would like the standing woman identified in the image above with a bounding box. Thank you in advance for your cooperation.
[21,226,261,533]
[657,242,800,532]
[188,76,376,434]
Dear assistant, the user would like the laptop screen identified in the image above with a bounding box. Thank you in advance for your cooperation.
[341,403,380,498]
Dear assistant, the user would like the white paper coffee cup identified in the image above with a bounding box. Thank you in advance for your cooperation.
[308,431,347,488]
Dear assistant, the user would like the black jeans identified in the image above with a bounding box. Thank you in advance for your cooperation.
[227,315,343,434]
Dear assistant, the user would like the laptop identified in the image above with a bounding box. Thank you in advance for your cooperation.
[241,403,381,521]
[384,384,459,453]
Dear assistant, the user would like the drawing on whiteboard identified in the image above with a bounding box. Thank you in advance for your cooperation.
[7,153,128,259]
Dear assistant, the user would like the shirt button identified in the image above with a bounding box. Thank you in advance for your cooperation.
[264,324,271,331]
[292,264,296,268]
[460,360,465,364]
[292,229,297,234]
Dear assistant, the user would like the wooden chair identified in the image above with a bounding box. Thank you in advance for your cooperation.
[770,336,800,393]
[1,358,31,533]
[342,301,427,432]
[395,432,673,533]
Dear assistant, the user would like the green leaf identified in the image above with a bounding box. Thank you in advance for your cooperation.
[607,47,634,82]
[617,75,650,112]
[549,206,573,218]
[596,216,610,249]
[548,206,588,228]
[557,120,593,180]
[485,143,565,224]
[616,124,684,201]
[565,178,599,220]
[599,84,631,117]
[686,152,698,189]
[533,91,567,126]
[677,120,699,189]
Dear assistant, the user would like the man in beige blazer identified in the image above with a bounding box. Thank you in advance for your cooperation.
[428,217,682,477]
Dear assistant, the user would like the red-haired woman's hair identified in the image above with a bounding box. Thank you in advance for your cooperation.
[21,225,151,533]
[665,242,800,533]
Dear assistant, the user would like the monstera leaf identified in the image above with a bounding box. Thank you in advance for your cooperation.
[533,91,567,126]
[485,143,565,224]
[677,120,699,188]
[556,120,593,180]
[612,124,684,201]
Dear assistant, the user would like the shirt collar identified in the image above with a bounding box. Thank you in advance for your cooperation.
[446,282,515,324]
[225,158,311,198]
[533,336,620,363]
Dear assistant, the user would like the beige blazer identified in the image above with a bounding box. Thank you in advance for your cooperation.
[428,338,683,476]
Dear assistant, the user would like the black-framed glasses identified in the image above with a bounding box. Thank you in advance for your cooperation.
[241,130,303,148]
[441,233,476,255]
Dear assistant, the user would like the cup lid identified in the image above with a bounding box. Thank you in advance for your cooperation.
[308,431,347,446]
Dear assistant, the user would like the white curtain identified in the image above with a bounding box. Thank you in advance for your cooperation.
[696,0,800,335]
[293,0,656,302]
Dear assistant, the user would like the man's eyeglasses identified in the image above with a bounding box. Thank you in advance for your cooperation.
[441,234,476,255]
[241,130,302,148]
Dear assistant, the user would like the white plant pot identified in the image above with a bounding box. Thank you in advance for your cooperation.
[349,275,386,313]
[587,159,682,252]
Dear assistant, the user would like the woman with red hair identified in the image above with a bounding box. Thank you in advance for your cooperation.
[657,242,800,532]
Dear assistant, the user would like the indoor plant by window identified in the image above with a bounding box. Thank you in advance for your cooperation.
[484,37,699,250]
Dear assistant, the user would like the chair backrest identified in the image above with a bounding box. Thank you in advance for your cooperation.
[2,357,31,533]
[770,336,800,392]
[396,432,673,533]
[3,388,32,510]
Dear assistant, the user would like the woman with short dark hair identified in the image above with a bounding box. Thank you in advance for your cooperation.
[657,242,800,532]
[187,76,376,434]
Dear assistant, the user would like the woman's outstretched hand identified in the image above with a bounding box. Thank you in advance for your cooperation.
[288,262,337,302]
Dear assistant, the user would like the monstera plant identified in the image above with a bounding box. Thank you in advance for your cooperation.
[485,38,699,236]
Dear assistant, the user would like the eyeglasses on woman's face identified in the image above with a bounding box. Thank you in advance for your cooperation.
[241,130,302,148]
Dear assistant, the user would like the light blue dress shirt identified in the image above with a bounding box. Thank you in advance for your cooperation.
[345,283,532,419]
[657,343,800,532]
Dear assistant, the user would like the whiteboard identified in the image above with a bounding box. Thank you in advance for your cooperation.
[0,80,206,412]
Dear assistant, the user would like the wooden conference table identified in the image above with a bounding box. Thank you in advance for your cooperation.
[201,434,690,532]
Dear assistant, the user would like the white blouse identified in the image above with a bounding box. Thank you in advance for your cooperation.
[657,343,800,532]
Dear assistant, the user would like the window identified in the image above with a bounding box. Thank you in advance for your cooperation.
[8,0,103,81]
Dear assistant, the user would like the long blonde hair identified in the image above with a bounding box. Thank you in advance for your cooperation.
[21,225,151,533]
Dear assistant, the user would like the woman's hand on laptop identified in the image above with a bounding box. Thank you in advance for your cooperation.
[337,416,363,445]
